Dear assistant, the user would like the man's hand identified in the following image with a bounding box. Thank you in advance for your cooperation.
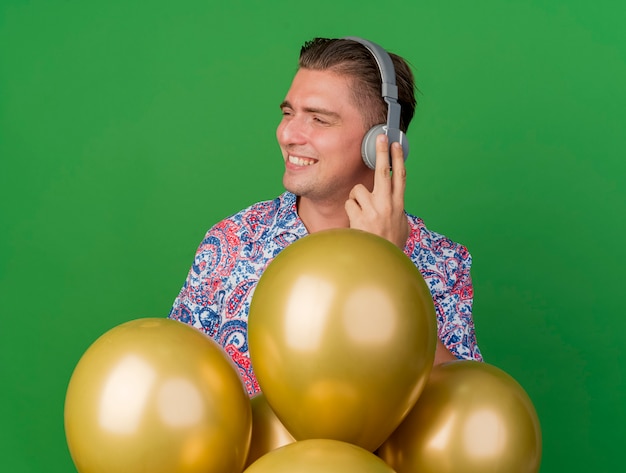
[345,133,410,249]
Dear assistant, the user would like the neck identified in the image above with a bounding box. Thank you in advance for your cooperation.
[296,196,350,233]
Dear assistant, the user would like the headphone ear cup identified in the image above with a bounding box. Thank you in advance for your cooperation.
[361,124,386,169]
[361,125,410,169]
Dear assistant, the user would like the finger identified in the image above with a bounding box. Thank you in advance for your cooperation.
[349,183,371,203]
[390,141,406,205]
[373,133,392,195]
[344,198,362,223]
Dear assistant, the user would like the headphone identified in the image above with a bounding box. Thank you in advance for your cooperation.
[343,36,410,169]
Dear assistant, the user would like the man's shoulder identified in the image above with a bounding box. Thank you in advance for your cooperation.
[209,192,299,238]
[406,212,471,262]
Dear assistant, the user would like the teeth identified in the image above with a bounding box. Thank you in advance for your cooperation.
[289,155,316,166]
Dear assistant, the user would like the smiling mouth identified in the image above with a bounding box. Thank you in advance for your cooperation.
[288,155,317,166]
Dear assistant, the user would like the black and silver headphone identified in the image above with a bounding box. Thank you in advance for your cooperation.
[343,36,410,169]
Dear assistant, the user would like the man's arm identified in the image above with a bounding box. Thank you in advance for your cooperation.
[345,133,482,363]
[168,222,263,396]
[168,229,228,337]
[432,253,483,362]
[434,340,458,365]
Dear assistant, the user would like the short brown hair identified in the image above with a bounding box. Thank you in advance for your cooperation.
[298,37,417,133]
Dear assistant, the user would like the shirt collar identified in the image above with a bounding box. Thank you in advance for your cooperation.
[265,192,309,241]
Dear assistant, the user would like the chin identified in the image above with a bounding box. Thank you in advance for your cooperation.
[282,177,302,196]
[283,185,305,197]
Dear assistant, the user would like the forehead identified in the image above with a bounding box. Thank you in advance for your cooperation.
[284,68,362,116]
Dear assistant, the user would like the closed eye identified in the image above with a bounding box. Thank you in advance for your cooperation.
[313,116,329,125]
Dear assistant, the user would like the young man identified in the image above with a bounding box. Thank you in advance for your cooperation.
[169,37,482,395]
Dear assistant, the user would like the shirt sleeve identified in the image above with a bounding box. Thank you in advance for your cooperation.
[404,216,483,361]
[167,220,261,396]
[168,220,240,338]
[432,249,483,361]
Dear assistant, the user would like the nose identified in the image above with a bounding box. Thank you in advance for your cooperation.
[276,114,307,147]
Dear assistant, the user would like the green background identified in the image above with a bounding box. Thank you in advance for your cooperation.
[1,0,624,471]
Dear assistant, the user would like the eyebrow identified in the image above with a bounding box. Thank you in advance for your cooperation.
[280,100,341,120]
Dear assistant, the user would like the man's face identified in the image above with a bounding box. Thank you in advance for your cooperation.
[277,68,373,204]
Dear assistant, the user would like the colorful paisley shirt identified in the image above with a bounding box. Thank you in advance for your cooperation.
[169,192,482,395]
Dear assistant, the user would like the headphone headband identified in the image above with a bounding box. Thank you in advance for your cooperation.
[343,36,398,101]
